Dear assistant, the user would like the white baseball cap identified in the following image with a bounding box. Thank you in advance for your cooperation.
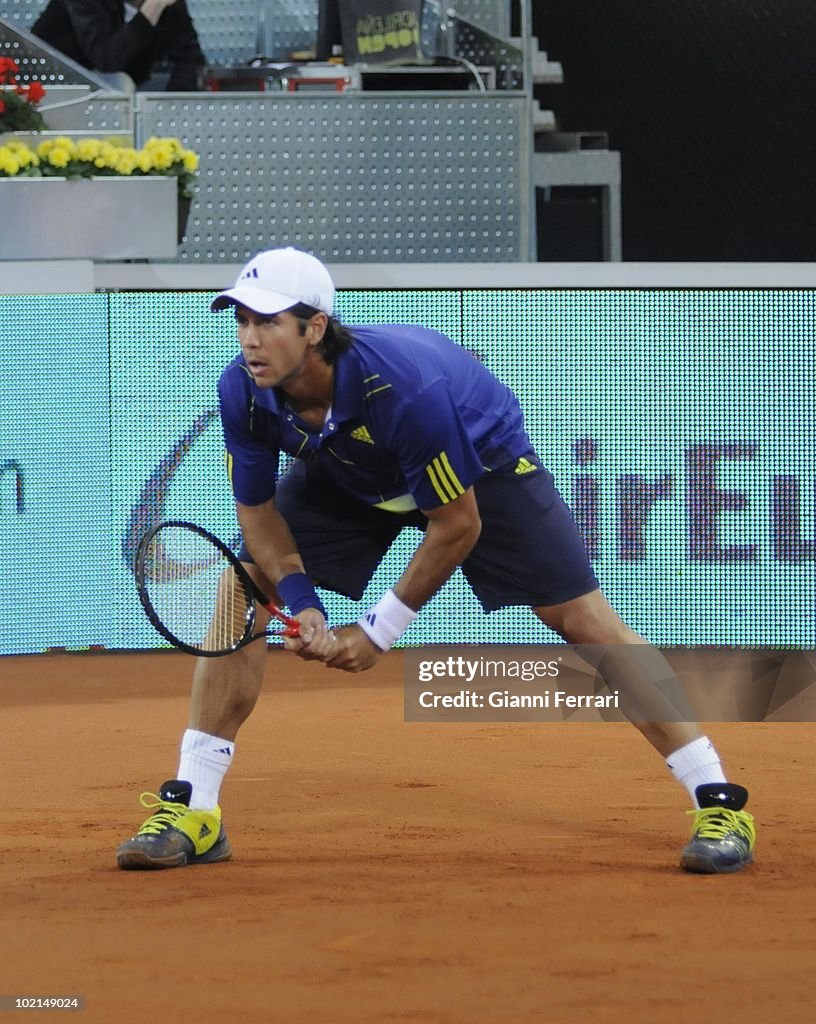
[211,247,335,316]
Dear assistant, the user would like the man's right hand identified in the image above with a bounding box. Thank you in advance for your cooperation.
[282,608,337,661]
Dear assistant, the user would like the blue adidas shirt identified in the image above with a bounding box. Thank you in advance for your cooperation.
[219,324,533,511]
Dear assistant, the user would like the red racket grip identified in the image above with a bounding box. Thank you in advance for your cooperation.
[263,601,301,638]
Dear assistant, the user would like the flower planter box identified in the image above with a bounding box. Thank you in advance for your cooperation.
[0,176,178,260]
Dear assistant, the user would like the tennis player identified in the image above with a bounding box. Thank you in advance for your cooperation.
[116,248,756,874]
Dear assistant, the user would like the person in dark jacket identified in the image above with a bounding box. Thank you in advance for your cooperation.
[32,0,206,91]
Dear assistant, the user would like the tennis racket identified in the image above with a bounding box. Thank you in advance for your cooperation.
[135,520,300,657]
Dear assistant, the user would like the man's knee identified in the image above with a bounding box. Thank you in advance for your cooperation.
[534,588,636,644]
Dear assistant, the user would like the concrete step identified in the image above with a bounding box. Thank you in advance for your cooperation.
[533,102,557,132]
[534,130,611,152]
[508,36,564,83]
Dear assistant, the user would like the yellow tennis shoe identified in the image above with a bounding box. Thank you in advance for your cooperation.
[116,780,231,870]
[680,783,755,874]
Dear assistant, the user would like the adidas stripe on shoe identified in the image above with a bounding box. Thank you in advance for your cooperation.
[116,779,232,870]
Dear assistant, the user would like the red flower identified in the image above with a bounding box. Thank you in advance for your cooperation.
[0,59,47,130]
[26,80,46,104]
[0,57,19,84]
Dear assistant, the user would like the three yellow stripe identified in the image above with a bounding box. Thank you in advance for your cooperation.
[230,438,464,507]
[426,451,465,503]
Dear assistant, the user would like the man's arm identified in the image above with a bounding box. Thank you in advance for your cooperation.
[326,488,481,672]
[237,497,307,585]
[394,487,481,610]
[236,498,334,655]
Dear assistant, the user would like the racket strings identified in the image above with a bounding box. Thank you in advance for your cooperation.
[207,566,254,652]
[141,525,254,653]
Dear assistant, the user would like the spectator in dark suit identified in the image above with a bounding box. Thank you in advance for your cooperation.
[32,0,206,91]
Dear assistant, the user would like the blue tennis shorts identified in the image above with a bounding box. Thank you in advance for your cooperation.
[239,451,598,612]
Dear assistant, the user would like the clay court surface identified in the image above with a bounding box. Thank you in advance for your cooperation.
[2,650,814,1023]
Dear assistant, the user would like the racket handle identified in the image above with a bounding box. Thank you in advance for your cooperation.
[264,601,301,637]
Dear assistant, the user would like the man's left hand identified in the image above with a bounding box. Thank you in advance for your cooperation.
[323,624,382,673]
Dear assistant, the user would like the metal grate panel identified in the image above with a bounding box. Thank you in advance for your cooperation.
[1,2,47,31]
[187,0,319,62]
[138,92,527,263]
[451,0,510,38]
[1,17,111,86]
[186,0,258,64]
[452,17,523,89]
[79,94,131,132]
[253,0,319,59]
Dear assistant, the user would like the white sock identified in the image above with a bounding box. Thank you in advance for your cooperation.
[177,729,235,810]
[666,736,727,807]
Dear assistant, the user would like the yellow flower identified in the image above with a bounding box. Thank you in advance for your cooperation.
[38,136,76,162]
[75,139,102,162]
[3,141,38,168]
[146,142,174,171]
[52,136,76,158]
[149,136,183,156]
[113,148,139,174]
[47,146,71,168]
[0,133,198,190]
[90,142,118,170]
[0,147,22,175]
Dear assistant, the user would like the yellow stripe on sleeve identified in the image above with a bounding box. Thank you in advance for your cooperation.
[425,451,466,503]
[432,457,459,501]
[426,461,451,504]
[439,452,465,496]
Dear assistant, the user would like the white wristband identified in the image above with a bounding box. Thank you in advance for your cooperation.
[357,589,417,651]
